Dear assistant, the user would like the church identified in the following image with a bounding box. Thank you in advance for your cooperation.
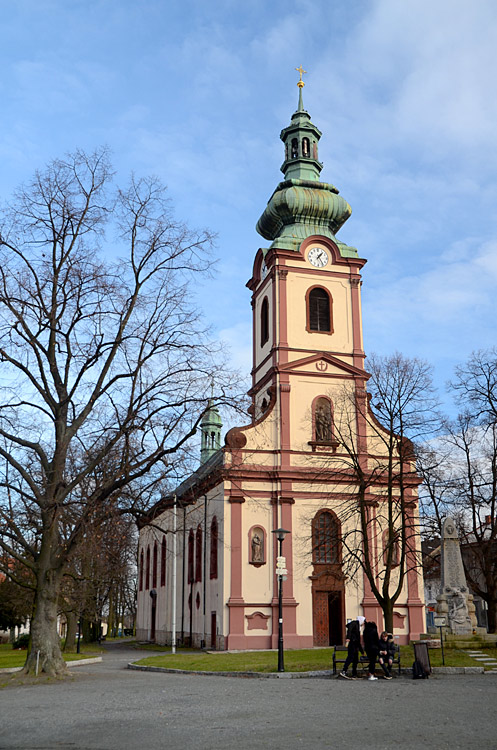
[136,74,425,649]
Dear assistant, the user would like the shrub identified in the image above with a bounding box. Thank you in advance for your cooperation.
[12,633,30,649]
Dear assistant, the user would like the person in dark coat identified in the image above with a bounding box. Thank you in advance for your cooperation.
[378,631,395,679]
[363,620,380,680]
[339,616,365,679]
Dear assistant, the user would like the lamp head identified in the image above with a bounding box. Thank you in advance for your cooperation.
[272,527,290,542]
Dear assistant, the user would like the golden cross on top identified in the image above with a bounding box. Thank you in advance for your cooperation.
[295,65,307,88]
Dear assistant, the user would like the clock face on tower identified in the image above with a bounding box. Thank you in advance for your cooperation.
[308,247,329,268]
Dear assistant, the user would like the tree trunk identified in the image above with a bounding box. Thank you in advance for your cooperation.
[382,599,394,634]
[63,611,78,652]
[23,567,66,676]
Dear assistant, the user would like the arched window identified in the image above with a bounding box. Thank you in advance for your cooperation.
[307,287,332,333]
[312,510,340,564]
[188,529,194,584]
[210,516,218,580]
[302,137,310,157]
[160,536,166,586]
[195,525,203,582]
[139,548,144,591]
[314,397,333,443]
[382,529,400,567]
[291,138,298,158]
[152,541,158,589]
[261,297,269,346]
[145,546,150,590]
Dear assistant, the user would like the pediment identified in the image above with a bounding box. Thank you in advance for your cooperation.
[279,352,369,379]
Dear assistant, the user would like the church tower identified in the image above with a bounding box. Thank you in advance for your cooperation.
[247,69,367,461]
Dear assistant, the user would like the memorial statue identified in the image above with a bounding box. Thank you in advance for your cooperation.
[436,517,476,634]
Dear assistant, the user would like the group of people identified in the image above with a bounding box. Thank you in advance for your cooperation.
[339,616,395,681]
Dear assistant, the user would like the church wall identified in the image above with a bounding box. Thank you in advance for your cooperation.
[284,269,353,357]
[136,485,227,648]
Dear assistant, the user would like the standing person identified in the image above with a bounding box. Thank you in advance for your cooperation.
[363,619,380,681]
[378,631,395,679]
[339,616,365,679]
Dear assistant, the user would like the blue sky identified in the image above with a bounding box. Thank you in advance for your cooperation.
[2,0,497,414]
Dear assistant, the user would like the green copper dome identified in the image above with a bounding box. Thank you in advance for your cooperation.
[256,85,357,257]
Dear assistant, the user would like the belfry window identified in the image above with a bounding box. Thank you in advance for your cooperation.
[302,137,310,157]
[312,510,340,564]
[261,296,269,346]
[307,287,332,333]
[291,138,298,158]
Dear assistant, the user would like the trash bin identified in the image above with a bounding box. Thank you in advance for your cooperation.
[413,641,431,677]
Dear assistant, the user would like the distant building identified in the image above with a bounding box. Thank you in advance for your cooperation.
[136,79,425,648]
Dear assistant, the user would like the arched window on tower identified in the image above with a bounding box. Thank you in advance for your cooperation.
[302,137,310,157]
[161,536,166,586]
[195,525,203,582]
[152,541,158,589]
[210,516,218,580]
[188,529,194,584]
[139,548,144,591]
[291,138,298,158]
[312,510,340,564]
[307,287,333,333]
[145,546,150,590]
[261,296,269,346]
[314,397,333,443]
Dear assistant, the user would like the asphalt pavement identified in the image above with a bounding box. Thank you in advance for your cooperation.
[1,641,496,750]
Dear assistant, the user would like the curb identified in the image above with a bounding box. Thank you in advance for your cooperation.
[128,664,333,679]
[0,656,102,674]
[127,663,486,678]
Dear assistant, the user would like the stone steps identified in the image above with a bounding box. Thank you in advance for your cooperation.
[462,649,497,673]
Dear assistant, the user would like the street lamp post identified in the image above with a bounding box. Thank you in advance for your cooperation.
[272,527,290,673]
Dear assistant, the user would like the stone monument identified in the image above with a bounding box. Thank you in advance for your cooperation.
[436,517,476,634]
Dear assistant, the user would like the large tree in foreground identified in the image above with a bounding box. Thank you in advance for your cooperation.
[0,148,234,674]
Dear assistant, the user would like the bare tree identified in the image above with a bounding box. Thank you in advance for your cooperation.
[316,353,439,633]
[419,349,497,632]
[0,148,237,674]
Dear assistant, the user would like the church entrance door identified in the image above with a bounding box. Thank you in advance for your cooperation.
[312,585,344,646]
[328,591,343,645]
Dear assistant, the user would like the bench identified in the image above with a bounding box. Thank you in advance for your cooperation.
[332,644,401,675]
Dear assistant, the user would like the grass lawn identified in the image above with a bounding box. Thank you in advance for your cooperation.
[133,644,496,673]
[0,642,102,670]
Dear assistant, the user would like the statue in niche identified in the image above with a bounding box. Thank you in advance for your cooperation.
[315,401,332,442]
[251,530,264,563]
